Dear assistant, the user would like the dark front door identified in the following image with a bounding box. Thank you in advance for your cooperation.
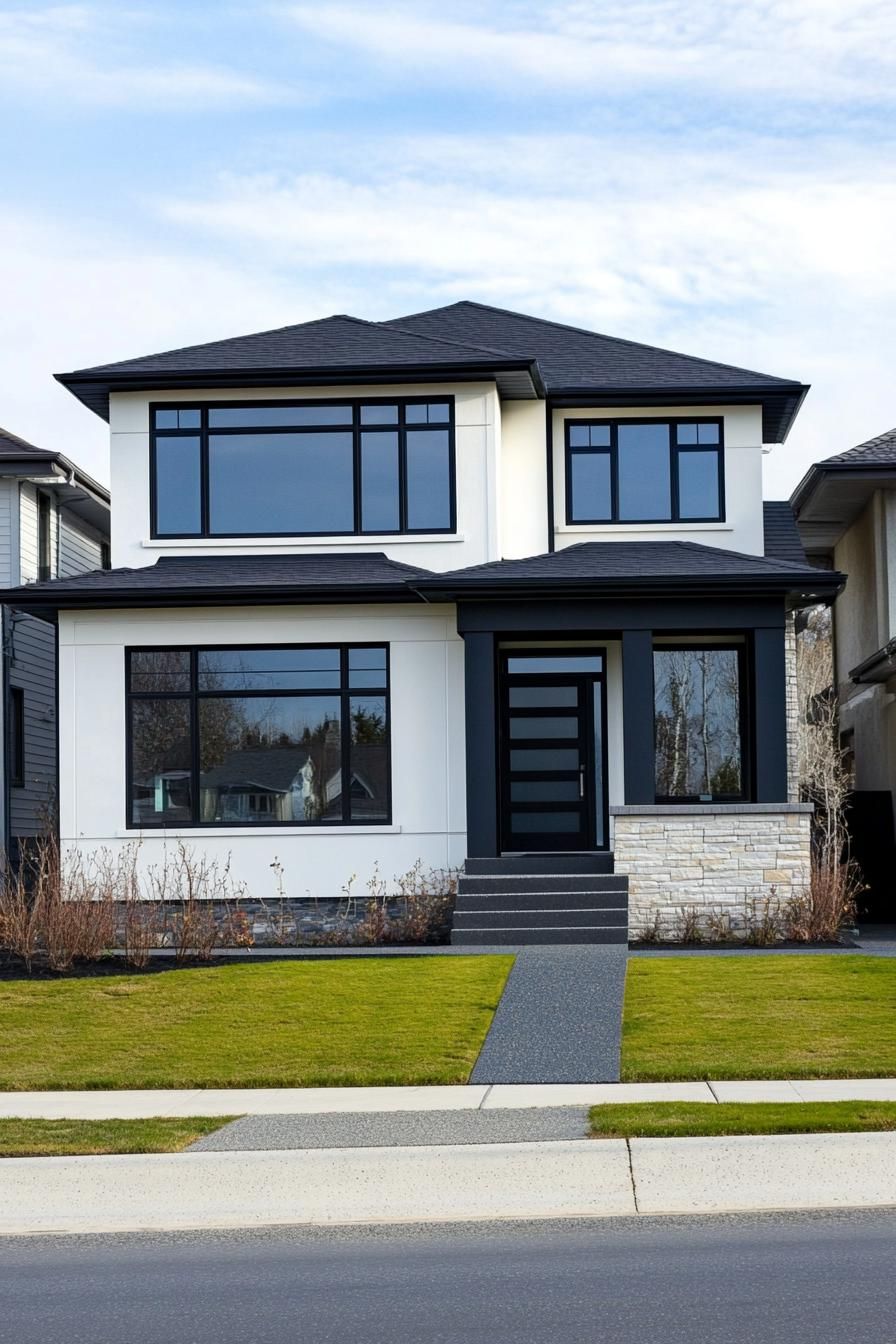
[499,650,607,853]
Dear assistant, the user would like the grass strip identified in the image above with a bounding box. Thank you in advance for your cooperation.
[0,956,513,1090]
[0,1117,236,1157]
[590,1100,896,1140]
[622,955,896,1081]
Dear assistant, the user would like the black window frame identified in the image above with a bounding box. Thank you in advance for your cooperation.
[652,640,750,804]
[8,686,24,788]
[125,642,391,829]
[149,398,457,540]
[565,417,725,525]
[37,490,54,581]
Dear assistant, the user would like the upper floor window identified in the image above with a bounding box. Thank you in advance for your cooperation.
[565,419,724,525]
[150,399,455,539]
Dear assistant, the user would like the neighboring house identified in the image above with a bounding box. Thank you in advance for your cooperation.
[1,303,843,941]
[791,427,896,918]
[0,427,109,860]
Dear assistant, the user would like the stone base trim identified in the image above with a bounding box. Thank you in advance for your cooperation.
[612,808,812,937]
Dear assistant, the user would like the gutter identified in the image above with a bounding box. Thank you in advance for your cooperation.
[850,638,896,684]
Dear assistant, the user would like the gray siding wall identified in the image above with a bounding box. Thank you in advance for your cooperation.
[59,512,104,577]
[6,489,108,846]
[8,613,56,839]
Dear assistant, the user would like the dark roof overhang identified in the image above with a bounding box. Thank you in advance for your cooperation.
[547,383,808,443]
[790,462,896,555]
[413,570,844,607]
[55,359,543,421]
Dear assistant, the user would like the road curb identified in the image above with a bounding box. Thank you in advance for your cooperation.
[2,1131,896,1235]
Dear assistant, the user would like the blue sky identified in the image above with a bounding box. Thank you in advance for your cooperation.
[2,1,894,495]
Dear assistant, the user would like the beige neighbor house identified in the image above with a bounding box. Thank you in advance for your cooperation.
[791,426,896,922]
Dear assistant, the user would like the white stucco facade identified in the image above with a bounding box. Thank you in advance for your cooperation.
[59,602,468,899]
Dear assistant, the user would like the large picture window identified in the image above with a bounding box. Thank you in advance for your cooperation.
[566,419,724,524]
[126,645,390,828]
[653,644,746,801]
[151,400,455,539]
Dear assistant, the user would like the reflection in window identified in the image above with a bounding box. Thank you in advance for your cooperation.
[127,646,389,827]
[566,420,723,524]
[654,647,743,799]
[152,400,454,537]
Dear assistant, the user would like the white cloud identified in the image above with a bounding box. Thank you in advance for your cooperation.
[282,0,896,104]
[159,133,896,494]
[0,5,290,108]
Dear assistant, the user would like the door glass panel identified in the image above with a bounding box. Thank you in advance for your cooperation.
[509,716,579,739]
[511,811,581,832]
[506,655,603,674]
[508,685,578,708]
[593,681,605,847]
[511,780,580,802]
[510,748,580,771]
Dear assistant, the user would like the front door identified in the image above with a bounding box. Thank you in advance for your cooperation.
[499,650,607,852]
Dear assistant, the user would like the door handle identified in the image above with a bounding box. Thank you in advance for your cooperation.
[579,765,585,798]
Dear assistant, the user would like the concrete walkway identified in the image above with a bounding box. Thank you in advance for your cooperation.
[469,945,628,1084]
[3,1077,896,1118]
[3,1131,896,1234]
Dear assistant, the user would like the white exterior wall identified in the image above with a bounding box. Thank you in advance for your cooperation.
[499,401,549,558]
[58,513,105,577]
[0,480,15,587]
[58,603,466,900]
[551,404,765,557]
[109,383,500,574]
[19,481,59,582]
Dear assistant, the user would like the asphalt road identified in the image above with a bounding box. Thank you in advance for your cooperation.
[2,1210,895,1343]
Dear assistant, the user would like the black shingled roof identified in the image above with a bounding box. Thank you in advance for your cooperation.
[818,426,896,466]
[0,425,109,504]
[56,301,806,441]
[763,501,807,566]
[1,553,428,610]
[412,540,841,600]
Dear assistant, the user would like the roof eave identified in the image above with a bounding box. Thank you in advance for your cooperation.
[55,359,543,421]
[413,570,845,604]
[0,583,425,615]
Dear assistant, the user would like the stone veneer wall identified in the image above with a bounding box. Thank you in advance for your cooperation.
[611,804,813,936]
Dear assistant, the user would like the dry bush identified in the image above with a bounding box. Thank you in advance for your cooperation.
[705,908,738,943]
[674,906,705,944]
[633,909,666,944]
[147,841,247,963]
[743,894,783,946]
[796,606,863,940]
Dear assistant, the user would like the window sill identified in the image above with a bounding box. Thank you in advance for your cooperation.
[556,523,732,534]
[142,535,465,549]
[113,824,402,838]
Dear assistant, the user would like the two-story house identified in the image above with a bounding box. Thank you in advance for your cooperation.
[2,303,842,941]
[0,427,109,861]
[791,427,896,921]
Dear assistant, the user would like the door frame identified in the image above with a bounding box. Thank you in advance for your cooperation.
[497,645,609,853]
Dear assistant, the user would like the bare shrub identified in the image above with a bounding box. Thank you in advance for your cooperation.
[705,907,738,943]
[147,841,247,963]
[634,909,666,944]
[743,893,783,946]
[796,606,863,938]
[674,906,705,944]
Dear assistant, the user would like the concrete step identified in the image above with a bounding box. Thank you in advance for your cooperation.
[463,854,614,876]
[455,890,627,912]
[458,874,629,896]
[451,926,629,946]
[453,908,627,930]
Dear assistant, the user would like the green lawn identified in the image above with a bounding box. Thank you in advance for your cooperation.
[590,1100,896,1139]
[0,1117,235,1157]
[623,955,896,1081]
[0,957,513,1090]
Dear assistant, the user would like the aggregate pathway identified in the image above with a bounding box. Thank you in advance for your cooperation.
[469,945,628,1085]
[189,1106,591,1152]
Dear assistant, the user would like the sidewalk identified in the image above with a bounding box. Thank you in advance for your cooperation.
[3,1131,896,1235]
[2,1077,896,1118]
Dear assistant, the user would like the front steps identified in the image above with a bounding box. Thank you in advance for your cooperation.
[451,854,629,946]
